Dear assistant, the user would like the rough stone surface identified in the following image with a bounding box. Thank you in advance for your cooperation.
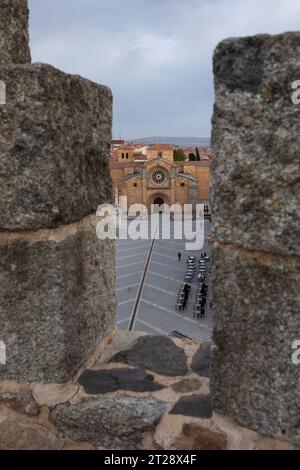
[110,336,188,377]
[174,423,227,450]
[0,0,31,65]
[0,216,116,383]
[211,244,300,443]
[50,396,167,450]
[170,395,213,419]
[0,389,39,416]
[31,383,79,408]
[171,378,201,394]
[211,32,300,255]
[0,63,112,230]
[96,330,148,365]
[79,368,164,394]
[0,414,63,450]
[191,343,211,377]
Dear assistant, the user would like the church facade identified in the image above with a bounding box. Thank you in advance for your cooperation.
[109,144,211,213]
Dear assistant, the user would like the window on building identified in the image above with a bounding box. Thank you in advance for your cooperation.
[133,183,138,187]
[122,153,125,159]
[126,153,129,159]
[181,183,185,187]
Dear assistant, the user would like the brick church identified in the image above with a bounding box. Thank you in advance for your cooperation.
[110,143,211,213]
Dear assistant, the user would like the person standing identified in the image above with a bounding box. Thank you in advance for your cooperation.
[178,252,182,262]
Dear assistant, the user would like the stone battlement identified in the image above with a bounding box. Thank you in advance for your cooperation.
[0,0,299,450]
[0,332,298,450]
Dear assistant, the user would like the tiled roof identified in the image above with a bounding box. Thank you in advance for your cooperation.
[121,173,141,182]
[148,144,174,151]
[109,161,143,169]
[184,161,210,168]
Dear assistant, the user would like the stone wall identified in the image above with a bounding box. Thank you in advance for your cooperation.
[1,1,299,451]
[1,332,298,450]
[0,0,31,64]
[211,32,300,445]
[0,0,116,383]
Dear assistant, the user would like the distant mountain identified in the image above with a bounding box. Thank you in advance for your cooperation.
[127,136,211,147]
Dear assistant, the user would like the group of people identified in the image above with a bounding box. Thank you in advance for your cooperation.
[194,283,208,318]
[175,284,192,310]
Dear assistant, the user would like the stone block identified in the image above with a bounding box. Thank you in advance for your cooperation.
[174,423,227,450]
[79,367,164,394]
[0,63,113,230]
[211,32,300,255]
[191,343,211,377]
[50,395,166,450]
[0,389,39,416]
[0,216,116,383]
[211,244,300,444]
[170,395,213,418]
[0,415,63,450]
[0,0,31,65]
[110,335,189,376]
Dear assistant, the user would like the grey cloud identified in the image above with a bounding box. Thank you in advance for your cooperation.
[28,0,300,138]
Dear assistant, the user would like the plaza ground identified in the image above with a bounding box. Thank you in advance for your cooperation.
[116,219,213,341]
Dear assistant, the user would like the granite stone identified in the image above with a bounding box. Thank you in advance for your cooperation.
[110,336,188,377]
[0,216,116,383]
[212,32,300,255]
[170,394,213,419]
[191,343,211,377]
[0,63,112,230]
[0,0,31,65]
[211,244,300,443]
[50,395,167,450]
[79,368,164,394]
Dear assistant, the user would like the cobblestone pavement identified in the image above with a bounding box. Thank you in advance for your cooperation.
[116,219,213,341]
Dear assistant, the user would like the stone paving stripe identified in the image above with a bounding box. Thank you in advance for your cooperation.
[79,368,164,394]
[144,283,177,297]
[117,318,131,326]
[136,319,167,335]
[140,299,212,331]
[152,251,178,261]
[155,243,206,255]
[116,284,140,292]
[117,245,150,253]
[118,298,136,306]
[156,242,185,250]
[117,252,148,261]
[150,261,183,273]
[117,261,146,269]
[128,224,159,331]
[117,271,144,280]
[147,271,183,284]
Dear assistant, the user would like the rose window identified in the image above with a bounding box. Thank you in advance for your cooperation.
[151,169,167,185]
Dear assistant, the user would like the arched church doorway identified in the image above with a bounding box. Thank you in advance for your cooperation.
[153,197,165,214]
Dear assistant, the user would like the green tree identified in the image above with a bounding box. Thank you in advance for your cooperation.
[189,153,196,161]
[173,148,185,161]
[195,147,201,161]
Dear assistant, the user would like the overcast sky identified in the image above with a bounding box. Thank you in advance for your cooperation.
[28,0,300,139]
